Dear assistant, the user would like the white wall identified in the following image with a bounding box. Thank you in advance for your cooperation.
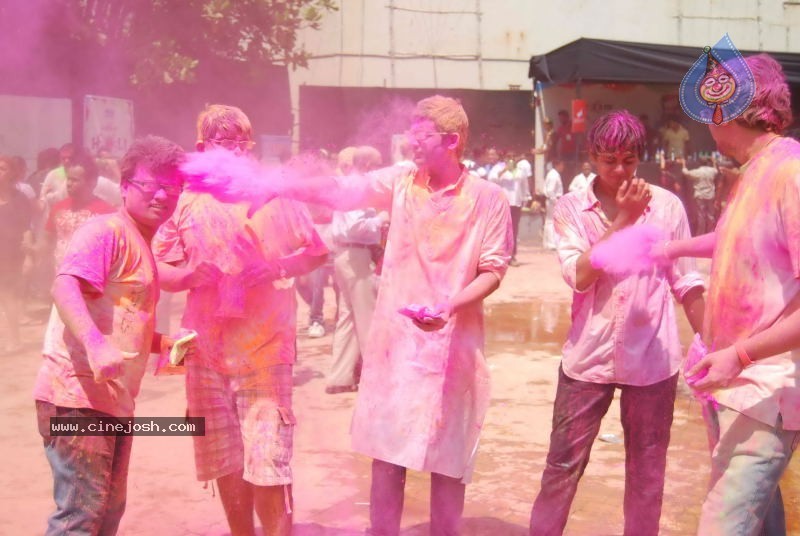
[0,95,72,168]
[289,0,800,140]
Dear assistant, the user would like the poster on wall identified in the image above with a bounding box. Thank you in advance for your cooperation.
[83,95,134,157]
[571,99,587,133]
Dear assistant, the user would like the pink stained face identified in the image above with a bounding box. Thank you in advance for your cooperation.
[707,123,736,159]
[591,150,639,192]
[700,67,737,104]
[66,165,95,198]
[122,166,182,231]
[406,119,452,168]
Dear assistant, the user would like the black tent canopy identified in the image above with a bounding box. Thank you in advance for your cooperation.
[529,37,800,85]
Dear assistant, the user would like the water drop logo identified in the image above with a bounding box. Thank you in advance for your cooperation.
[680,34,755,125]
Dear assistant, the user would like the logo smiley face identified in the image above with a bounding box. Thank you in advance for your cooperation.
[699,68,736,104]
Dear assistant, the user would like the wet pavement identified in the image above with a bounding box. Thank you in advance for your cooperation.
[1,216,798,535]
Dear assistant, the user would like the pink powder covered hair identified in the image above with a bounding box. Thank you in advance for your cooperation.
[586,110,646,158]
[413,95,469,158]
[737,54,793,133]
[196,104,253,144]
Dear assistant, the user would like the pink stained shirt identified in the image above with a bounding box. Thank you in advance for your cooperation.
[346,165,513,483]
[553,180,704,386]
[33,211,159,417]
[704,137,800,430]
[46,195,115,267]
[152,192,327,377]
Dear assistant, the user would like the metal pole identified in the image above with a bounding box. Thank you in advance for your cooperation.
[476,0,484,89]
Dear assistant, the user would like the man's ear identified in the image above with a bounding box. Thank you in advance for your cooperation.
[445,133,460,153]
[196,141,205,153]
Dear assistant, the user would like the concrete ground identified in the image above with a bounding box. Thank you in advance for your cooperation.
[1,213,797,535]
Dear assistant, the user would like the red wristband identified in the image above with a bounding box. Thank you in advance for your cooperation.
[735,343,754,368]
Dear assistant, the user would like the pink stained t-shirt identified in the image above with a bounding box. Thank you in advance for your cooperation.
[46,195,115,266]
[553,180,705,386]
[705,136,800,430]
[33,211,159,417]
[346,165,513,483]
[152,192,327,376]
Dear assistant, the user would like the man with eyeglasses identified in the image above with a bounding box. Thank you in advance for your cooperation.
[153,104,328,536]
[34,136,187,535]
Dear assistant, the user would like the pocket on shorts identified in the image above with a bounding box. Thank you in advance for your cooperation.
[272,406,296,465]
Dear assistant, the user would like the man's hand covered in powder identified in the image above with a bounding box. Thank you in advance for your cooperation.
[400,303,451,332]
[615,178,651,226]
[187,261,223,288]
[85,331,125,382]
[686,344,744,391]
[683,334,719,407]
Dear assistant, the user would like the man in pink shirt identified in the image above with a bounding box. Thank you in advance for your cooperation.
[44,150,115,267]
[529,110,705,536]
[33,136,185,535]
[682,54,800,536]
[271,95,513,535]
[153,104,328,536]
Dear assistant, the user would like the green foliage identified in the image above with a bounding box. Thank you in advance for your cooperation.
[67,0,337,86]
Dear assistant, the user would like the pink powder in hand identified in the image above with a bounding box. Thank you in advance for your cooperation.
[684,334,719,409]
[398,304,443,322]
[589,223,666,276]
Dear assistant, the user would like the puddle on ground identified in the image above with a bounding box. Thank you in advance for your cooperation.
[485,298,700,350]
[484,299,799,533]
[484,299,572,349]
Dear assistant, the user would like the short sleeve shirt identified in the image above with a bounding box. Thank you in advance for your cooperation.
[33,211,159,417]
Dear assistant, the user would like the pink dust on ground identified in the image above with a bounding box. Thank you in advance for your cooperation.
[589,223,666,276]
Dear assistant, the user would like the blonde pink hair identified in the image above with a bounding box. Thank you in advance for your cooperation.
[196,104,253,143]
[737,54,793,133]
[413,96,469,158]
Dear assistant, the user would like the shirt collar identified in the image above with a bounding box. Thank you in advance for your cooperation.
[580,175,602,211]
[415,164,468,194]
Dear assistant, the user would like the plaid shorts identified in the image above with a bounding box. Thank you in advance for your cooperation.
[186,362,294,486]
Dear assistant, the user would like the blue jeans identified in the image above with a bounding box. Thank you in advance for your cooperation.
[530,368,678,536]
[296,264,330,325]
[36,401,134,536]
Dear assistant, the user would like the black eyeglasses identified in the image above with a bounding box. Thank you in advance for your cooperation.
[128,179,183,196]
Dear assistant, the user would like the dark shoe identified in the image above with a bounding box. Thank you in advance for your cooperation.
[325,384,358,394]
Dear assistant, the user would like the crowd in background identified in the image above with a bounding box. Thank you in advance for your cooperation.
[0,119,743,357]
[0,144,122,354]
